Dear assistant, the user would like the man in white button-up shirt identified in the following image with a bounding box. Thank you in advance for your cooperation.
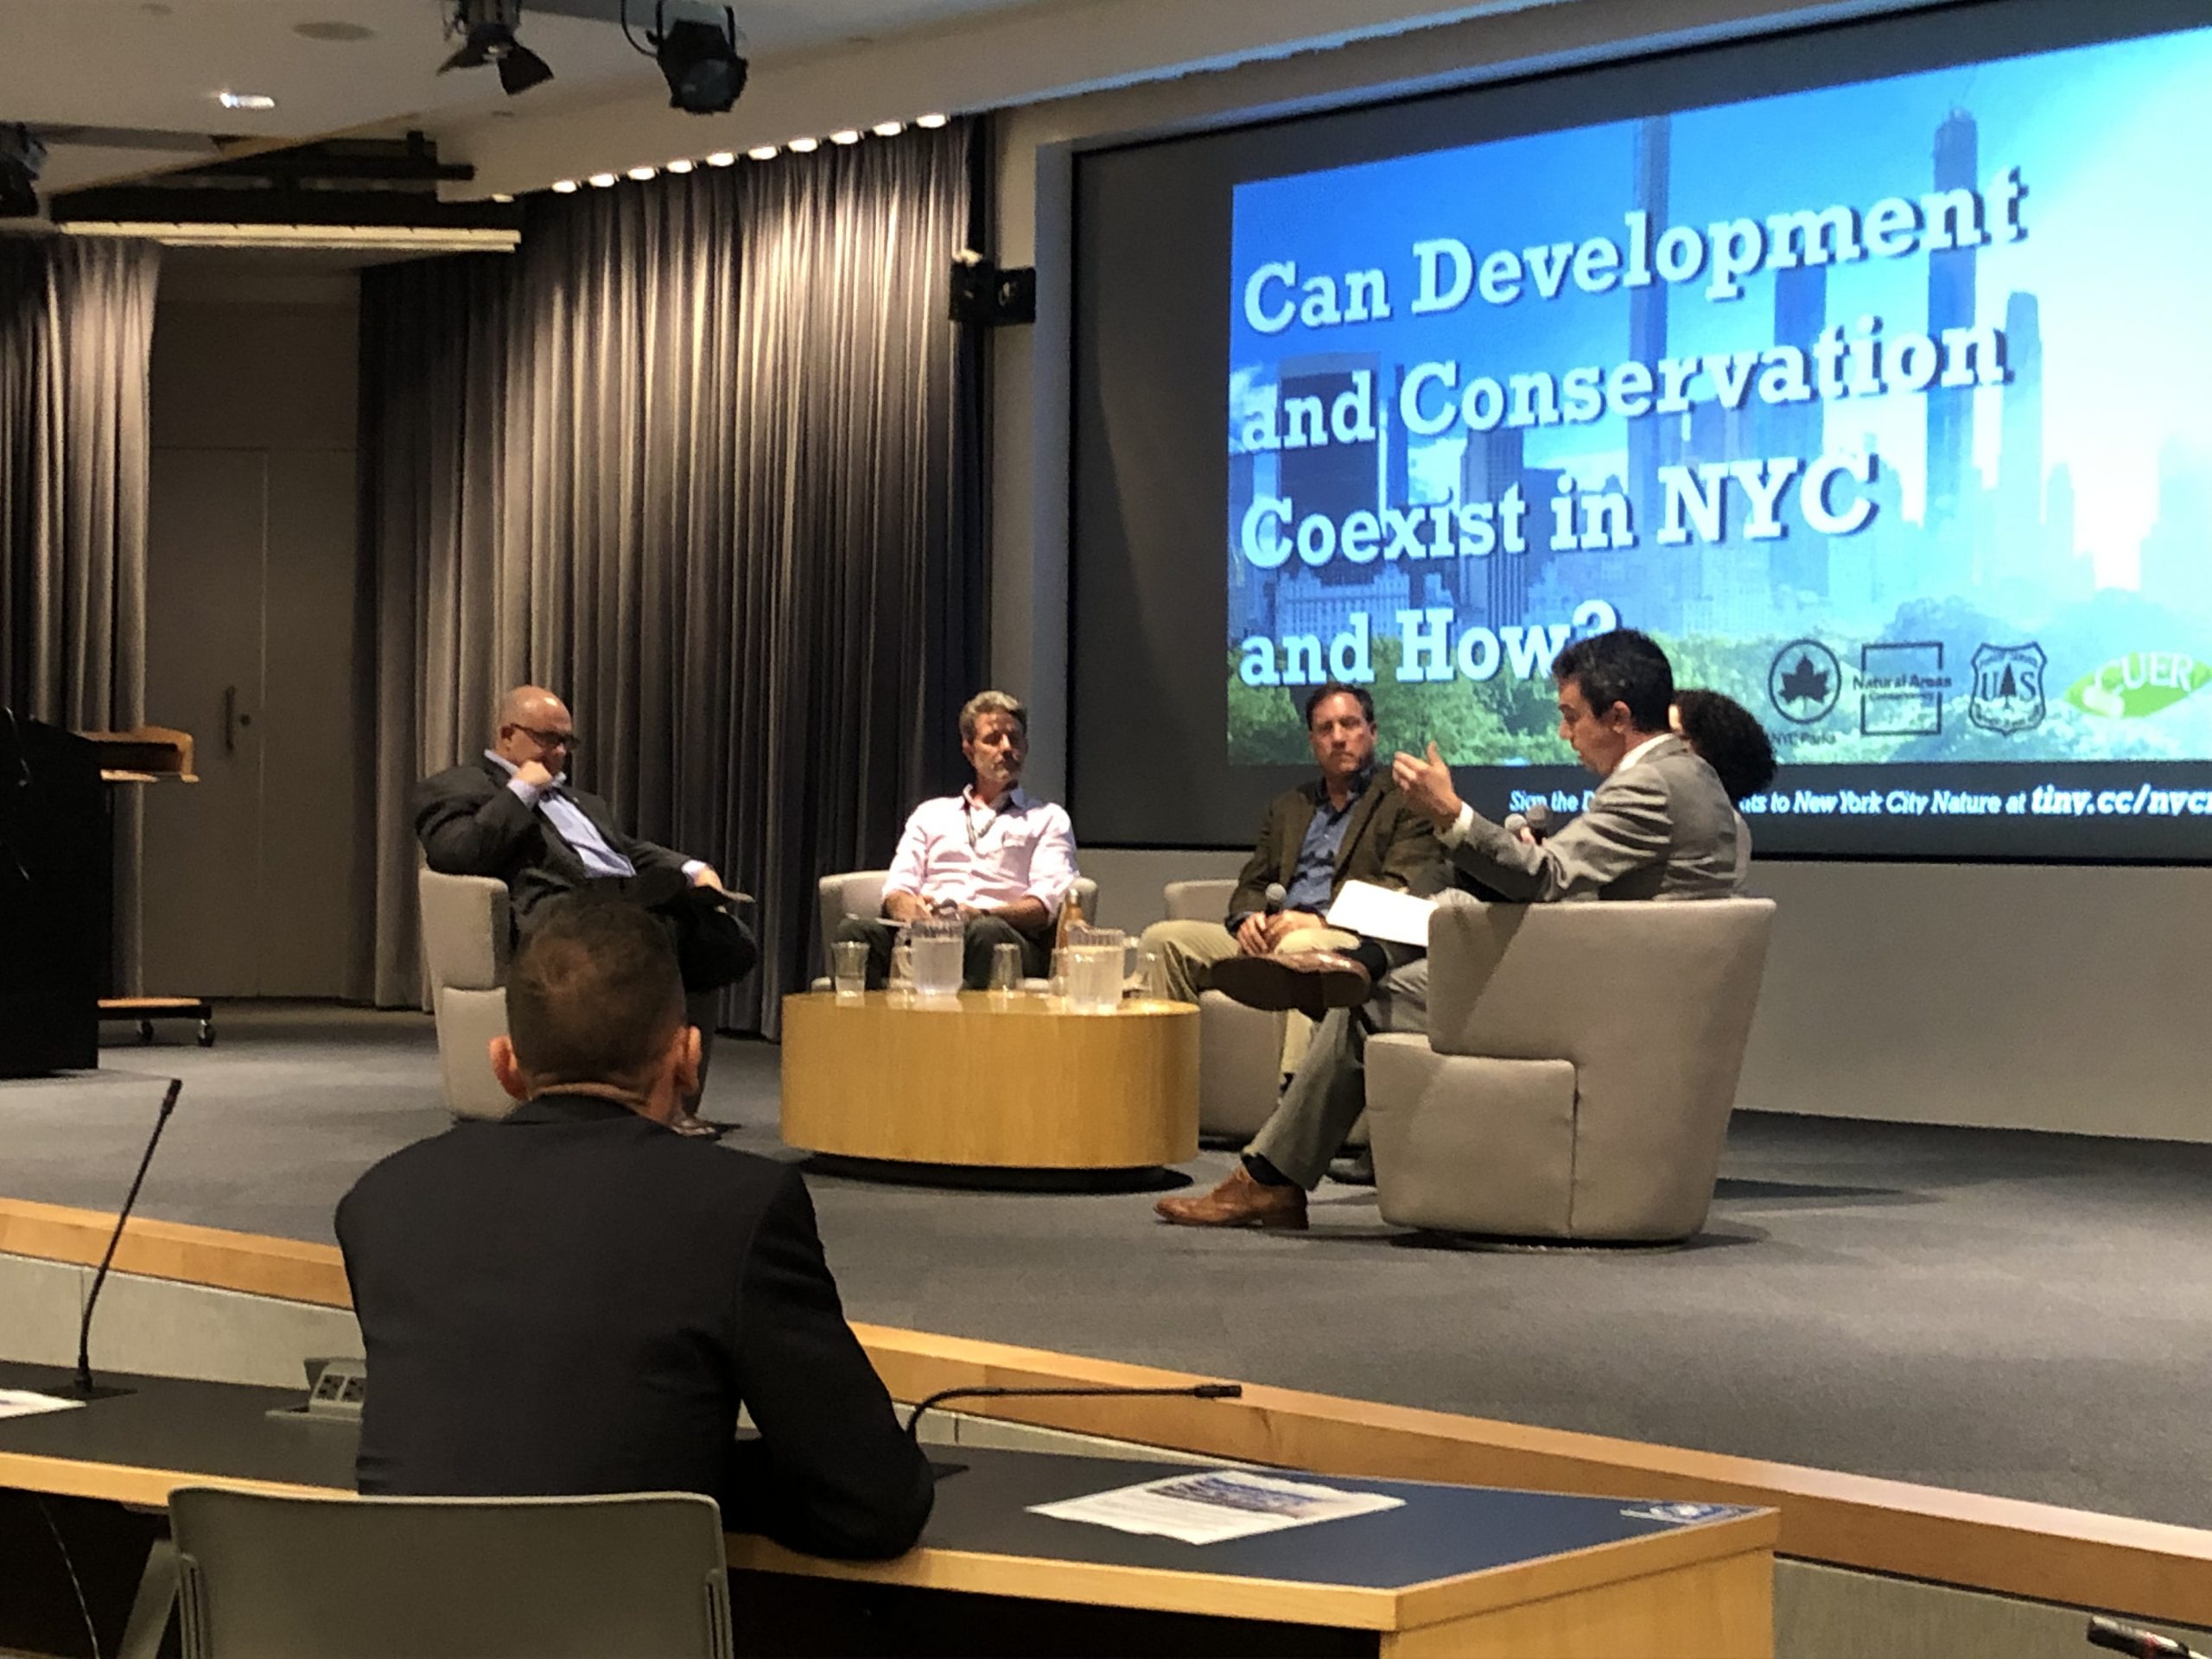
[835,690,1078,990]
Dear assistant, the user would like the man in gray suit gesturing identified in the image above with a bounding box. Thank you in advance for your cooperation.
[1159,628,1745,1230]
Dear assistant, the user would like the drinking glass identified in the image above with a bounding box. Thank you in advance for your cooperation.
[1047,949,1071,1009]
[887,940,916,1006]
[1128,947,1161,1002]
[987,941,1025,1002]
[830,939,868,1002]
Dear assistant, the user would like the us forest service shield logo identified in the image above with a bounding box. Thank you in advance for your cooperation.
[1769,639,1840,724]
[1969,643,2047,734]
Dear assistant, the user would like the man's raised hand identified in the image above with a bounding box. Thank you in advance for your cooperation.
[1392,741,1464,830]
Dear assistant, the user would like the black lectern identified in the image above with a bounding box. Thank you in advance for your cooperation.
[0,712,102,1075]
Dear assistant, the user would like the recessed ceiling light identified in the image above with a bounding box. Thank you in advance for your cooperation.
[744,147,774,162]
[627,165,657,181]
[552,179,579,193]
[665,158,694,174]
[872,120,904,137]
[916,112,949,129]
[787,137,818,153]
[217,92,277,111]
[709,150,740,166]
[588,172,617,188]
[830,130,861,146]
[491,193,513,203]
[293,20,375,41]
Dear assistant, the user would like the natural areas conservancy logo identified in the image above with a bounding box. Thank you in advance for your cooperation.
[2064,652,2209,720]
[1969,643,2045,734]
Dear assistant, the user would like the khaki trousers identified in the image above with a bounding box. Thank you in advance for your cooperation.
[1138,916,1359,1074]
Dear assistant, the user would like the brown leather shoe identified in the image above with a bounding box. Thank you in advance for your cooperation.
[1155,1165,1308,1230]
[1209,950,1372,1021]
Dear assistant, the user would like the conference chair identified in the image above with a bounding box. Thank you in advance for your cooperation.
[167,1486,732,1659]
[1160,878,1291,1140]
[418,868,515,1120]
[1363,896,1777,1243]
[416,868,726,1120]
[812,870,1101,988]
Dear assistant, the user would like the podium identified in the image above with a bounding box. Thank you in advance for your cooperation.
[81,728,211,1048]
[0,715,104,1075]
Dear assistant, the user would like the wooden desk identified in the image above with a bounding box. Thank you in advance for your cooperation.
[0,1362,1774,1658]
[780,991,1199,1177]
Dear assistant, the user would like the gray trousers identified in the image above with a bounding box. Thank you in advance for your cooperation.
[1246,955,1431,1191]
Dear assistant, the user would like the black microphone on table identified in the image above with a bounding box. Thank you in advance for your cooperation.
[906,1382,1243,1477]
[2088,1617,2209,1659]
[47,1077,183,1402]
[1501,802,1554,842]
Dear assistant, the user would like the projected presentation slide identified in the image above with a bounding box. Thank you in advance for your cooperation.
[1224,19,2212,842]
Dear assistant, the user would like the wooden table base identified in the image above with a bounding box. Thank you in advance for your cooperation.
[780,991,1198,1173]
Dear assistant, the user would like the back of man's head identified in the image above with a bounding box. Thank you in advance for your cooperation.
[1554,629,1674,733]
[505,899,684,1091]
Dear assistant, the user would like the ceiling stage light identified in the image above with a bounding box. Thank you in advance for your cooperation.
[786,137,818,154]
[440,0,554,97]
[643,3,747,116]
[0,124,48,219]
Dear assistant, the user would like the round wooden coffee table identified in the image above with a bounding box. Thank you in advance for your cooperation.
[779,991,1198,1184]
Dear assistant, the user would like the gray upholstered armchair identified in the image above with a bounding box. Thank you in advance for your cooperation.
[418,869,518,1121]
[813,869,1099,988]
[1363,896,1777,1242]
[417,868,728,1122]
[1160,879,1287,1141]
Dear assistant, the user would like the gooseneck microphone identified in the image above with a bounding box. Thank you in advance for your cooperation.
[906,1382,1244,1450]
[2088,1617,2208,1659]
[49,1077,183,1401]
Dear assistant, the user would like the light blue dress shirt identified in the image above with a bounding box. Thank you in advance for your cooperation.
[483,750,648,880]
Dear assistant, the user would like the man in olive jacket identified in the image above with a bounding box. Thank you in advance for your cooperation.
[1139,683,1445,1013]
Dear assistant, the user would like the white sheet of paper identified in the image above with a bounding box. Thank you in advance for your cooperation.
[0,1389,86,1421]
[1325,880,1437,948]
[1028,1470,1403,1545]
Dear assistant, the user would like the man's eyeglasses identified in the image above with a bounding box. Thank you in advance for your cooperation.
[510,725,580,752]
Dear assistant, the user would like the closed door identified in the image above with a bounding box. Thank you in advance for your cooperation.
[142,447,361,997]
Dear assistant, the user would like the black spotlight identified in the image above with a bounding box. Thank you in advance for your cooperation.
[0,124,48,219]
[440,0,554,96]
[652,5,747,115]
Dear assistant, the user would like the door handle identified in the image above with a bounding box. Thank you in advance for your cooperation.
[222,686,252,754]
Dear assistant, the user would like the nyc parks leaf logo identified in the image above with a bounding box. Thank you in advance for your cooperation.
[2065,652,2210,720]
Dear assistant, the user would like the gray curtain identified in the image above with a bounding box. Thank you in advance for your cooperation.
[0,233,162,990]
[362,121,986,1032]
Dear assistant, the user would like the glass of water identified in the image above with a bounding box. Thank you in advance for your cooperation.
[987,941,1024,1002]
[831,939,868,1002]
[888,939,916,1006]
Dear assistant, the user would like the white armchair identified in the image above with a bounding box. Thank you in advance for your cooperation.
[1363,897,1777,1242]
[1160,879,1289,1141]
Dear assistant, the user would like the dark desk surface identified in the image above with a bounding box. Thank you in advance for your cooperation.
[0,1360,1775,1632]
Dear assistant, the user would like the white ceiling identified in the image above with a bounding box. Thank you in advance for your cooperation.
[0,0,1063,191]
[1,0,1590,200]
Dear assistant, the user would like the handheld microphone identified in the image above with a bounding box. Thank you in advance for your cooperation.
[2088,1617,2208,1659]
[905,1382,1243,1474]
[48,1077,182,1401]
[1262,882,1287,914]
[1502,803,1554,842]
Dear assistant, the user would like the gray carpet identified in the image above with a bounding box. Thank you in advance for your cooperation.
[7,1004,2209,1529]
